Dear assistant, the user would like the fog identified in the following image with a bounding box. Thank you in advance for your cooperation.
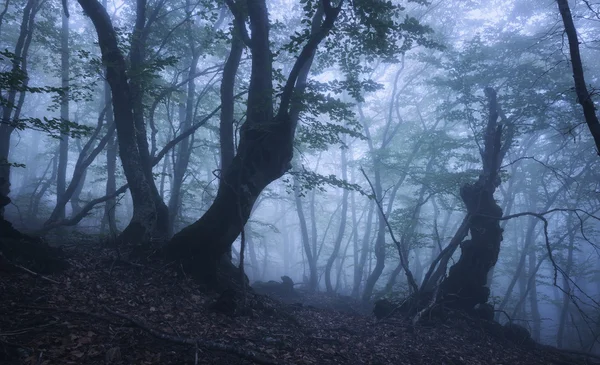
[1,0,599,356]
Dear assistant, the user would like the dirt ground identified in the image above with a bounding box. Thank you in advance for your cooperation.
[0,242,595,364]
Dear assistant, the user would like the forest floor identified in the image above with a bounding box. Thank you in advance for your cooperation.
[0,241,597,365]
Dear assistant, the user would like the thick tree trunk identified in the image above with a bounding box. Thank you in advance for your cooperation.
[77,0,160,243]
[436,88,507,311]
[165,0,341,287]
[166,114,295,286]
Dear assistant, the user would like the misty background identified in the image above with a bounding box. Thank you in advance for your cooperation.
[1,0,599,355]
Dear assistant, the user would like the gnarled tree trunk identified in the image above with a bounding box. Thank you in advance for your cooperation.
[436,88,508,310]
[76,0,162,244]
[165,0,342,288]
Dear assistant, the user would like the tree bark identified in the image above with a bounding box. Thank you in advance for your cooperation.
[165,0,342,287]
[436,88,508,311]
[76,0,161,243]
[556,0,600,155]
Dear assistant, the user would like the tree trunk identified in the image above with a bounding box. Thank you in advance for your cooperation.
[76,0,162,243]
[436,88,508,311]
[0,0,39,219]
[56,10,70,221]
[325,147,348,292]
[556,0,600,154]
[352,199,374,298]
[164,0,341,287]
[294,175,318,291]
[101,100,117,233]
[557,213,576,348]
[44,111,115,227]
[124,0,170,241]
[527,249,541,341]
[167,5,205,236]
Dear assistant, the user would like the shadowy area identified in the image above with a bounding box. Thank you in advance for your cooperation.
[0,216,68,274]
[0,240,597,365]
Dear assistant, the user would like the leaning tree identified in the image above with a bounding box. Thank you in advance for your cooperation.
[76,0,436,287]
[417,87,514,313]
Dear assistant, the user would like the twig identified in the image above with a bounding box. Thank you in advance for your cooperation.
[359,167,419,293]
[103,306,279,365]
[0,252,60,284]
[412,282,440,326]
[0,323,56,336]
[21,305,122,325]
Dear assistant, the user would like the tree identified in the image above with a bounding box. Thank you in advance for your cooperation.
[165,0,346,287]
[76,0,169,243]
[556,0,600,155]
[420,88,513,311]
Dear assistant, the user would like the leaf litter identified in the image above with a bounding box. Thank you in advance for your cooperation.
[0,243,595,365]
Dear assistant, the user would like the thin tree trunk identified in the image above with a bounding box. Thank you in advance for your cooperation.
[556,0,600,154]
[294,176,318,291]
[325,147,348,292]
[353,199,374,298]
[557,214,576,348]
[0,0,39,218]
[528,249,541,341]
[56,10,70,220]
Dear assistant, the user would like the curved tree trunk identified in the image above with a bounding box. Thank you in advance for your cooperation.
[436,88,507,311]
[76,0,161,244]
[165,0,341,288]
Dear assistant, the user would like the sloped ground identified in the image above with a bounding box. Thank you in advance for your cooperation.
[0,243,595,365]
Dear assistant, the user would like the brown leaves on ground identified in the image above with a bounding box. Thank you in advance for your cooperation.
[0,243,592,365]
